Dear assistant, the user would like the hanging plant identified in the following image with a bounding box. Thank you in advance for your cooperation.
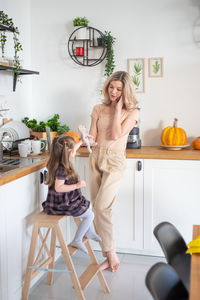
[0,31,6,58]
[0,11,9,59]
[0,10,23,71]
[13,28,23,70]
[103,31,116,77]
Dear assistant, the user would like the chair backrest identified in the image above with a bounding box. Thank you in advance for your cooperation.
[145,262,189,300]
[153,222,191,293]
[153,222,188,264]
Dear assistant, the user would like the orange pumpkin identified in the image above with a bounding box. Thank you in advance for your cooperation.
[64,131,80,143]
[192,137,200,150]
[161,118,187,146]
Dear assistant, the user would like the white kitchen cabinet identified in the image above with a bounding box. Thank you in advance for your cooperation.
[73,156,200,256]
[143,159,200,255]
[73,157,144,253]
[114,158,144,253]
[0,169,48,300]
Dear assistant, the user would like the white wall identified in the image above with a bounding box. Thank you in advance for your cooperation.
[1,0,200,145]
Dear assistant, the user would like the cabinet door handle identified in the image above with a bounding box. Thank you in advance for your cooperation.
[137,160,142,171]
[40,170,48,184]
[44,170,48,182]
[40,172,44,184]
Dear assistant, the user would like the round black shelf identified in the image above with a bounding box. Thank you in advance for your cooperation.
[68,26,107,67]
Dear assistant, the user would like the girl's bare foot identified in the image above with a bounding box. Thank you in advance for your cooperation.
[107,250,120,272]
[100,259,110,271]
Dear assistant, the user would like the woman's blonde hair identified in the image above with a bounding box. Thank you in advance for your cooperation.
[103,71,138,110]
[46,135,78,187]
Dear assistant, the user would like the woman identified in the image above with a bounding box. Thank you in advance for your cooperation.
[89,71,139,272]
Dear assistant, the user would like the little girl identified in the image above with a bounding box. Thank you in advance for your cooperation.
[42,135,101,254]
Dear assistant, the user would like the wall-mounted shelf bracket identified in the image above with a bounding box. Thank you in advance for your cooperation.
[0,65,39,91]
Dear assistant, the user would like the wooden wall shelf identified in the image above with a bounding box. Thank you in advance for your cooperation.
[0,23,39,91]
[0,65,39,91]
[68,26,107,67]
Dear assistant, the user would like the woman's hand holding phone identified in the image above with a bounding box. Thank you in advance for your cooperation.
[116,96,121,102]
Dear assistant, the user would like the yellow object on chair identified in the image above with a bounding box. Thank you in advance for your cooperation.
[186,235,200,253]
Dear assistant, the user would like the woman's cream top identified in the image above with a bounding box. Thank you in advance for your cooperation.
[91,104,138,151]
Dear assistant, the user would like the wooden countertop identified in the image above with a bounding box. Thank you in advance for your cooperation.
[77,146,200,160]
[1,146,200,186]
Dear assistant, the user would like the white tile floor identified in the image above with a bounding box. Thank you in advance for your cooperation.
[29,251,166,300]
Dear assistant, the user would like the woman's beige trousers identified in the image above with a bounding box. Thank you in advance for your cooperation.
[89,147,126,256]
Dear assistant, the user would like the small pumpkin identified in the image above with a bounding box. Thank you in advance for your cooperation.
[192,137,200,150]
[64,131,80,143]
[161,118,187,146]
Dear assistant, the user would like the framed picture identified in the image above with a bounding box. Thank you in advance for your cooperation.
[148,57,163,77]
[128,58,145,93]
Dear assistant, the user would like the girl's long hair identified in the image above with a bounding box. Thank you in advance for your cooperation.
[103,71,138,110]
[46,135,78,187]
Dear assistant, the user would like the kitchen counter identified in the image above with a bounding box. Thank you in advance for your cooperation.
[0,154,47,186]
[77,145,200,159]
[1,146,200,186]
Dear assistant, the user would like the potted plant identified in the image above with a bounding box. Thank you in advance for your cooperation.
[73,16,89,27]
[73,16,89,40]
[103,31,116,77]
[22,114,70,139]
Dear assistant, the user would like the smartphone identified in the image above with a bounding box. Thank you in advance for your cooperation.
[116,96,121,102]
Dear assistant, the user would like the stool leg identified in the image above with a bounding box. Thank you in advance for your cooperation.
[22,223,39,300]
[47,227,56,285]
[85,239,110,293]
[55,223,86,300]
[74,217,110,294]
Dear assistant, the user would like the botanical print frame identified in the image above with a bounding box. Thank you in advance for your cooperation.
[128,58,145,93]
[148,57,163,77]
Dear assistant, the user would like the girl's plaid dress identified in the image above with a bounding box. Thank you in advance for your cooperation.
[42,165,90,217]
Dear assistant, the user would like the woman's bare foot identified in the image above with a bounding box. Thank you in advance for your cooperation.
[107,250,120,272]
[100,259,110,271]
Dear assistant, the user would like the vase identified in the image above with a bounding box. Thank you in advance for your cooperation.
[30,131,57,139]
[74,27,89,40]
[0,56,9,66]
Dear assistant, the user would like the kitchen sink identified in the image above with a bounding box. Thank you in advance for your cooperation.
[0,157,45,174]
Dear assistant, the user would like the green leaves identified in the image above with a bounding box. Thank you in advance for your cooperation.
[132,75,140,87]
[133,63,142,75]
[73,17,89,27]
[22,114,70,135]
[103,31,116,77]
[57,124,70,135]
[131,62,142,90]
[152,60,160,74]
[0,10,23,70]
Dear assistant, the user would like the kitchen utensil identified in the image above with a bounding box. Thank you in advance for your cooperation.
[40,138,47,152]
[18,143,29,157]
[2,120,30,140]
[20,140,32,154]
[45,126,52,151]
[160,144,190,151]
[127,127,141,149]
[31,140,45,154]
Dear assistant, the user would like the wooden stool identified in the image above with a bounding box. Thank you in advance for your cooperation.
[22,211,110,300]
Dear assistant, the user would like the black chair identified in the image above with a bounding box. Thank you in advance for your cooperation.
[153,222,191,292]
[145,262,189,300]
